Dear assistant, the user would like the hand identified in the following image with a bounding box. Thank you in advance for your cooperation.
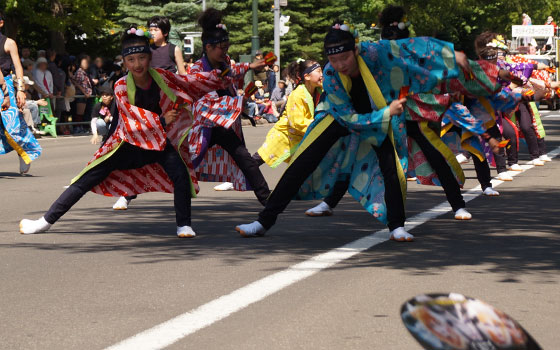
[454,51,472,75]
[487,137,500,154]
[90,134,99,145]
[249,59,266,70]
[37,99,48,107]
[85,93,91,99]
[16,91,26,109]
[163,110,178,125]
[92,78,99,85]
[389,98,407,116]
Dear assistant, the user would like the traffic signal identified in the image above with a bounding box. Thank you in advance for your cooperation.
[184,36,194,55]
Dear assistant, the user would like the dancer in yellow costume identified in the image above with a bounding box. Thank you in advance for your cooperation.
[253,60,323,168]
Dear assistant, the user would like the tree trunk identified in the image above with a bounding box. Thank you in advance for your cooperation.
[50,0,66,53]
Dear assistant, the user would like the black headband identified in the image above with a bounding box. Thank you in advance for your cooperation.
[325,42,355,56]
[122,45,151,57]
[303,63,321,75]
[149,23,158,28]
[481,53,498,61]
[203,35,229,46]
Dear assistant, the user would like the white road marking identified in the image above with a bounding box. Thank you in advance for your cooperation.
[105,147,560,350]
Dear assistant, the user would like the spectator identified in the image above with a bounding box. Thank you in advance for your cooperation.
[148,16,187,74]
[33,57,54,99]
[270,79,287,115]
[46,49,65,113]
[239,88,258,121]
[273,64,280,86]
[20,47,32,63]
[36,49,46,59]
[21,76,48,134]
[254,80,277,122]
[89,56,109,92]
[266,64,276,92]
[90,85,117,145]
[253,50,267,83]
[70,55,93,134]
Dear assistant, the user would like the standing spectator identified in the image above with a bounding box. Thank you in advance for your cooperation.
[33,57,53,100]
[47,49,65,109]
[253,50,267,83]
[148,16,187,74]
[522,13,532,46]
[266,64,276,92]
[70,55,93,134]
[20,47,32,63]
[89,56,108,93]
[273,64,280,86]
[36,50,46,59]
[270,79,287,115]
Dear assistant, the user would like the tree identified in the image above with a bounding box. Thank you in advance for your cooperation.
[3,0,117,53]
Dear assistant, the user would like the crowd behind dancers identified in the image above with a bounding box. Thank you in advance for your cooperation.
[2,6,556,240]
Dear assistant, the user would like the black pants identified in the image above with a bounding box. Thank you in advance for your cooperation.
[537,137,546,156]
[209,126,270,205]
[406,121,465,212]
[257,121,406,231]
[516,102,540,160]
[449,126,494,190]
[501,118,517,167]
[44,142,192,226]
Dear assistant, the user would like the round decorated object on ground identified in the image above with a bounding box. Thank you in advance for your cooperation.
[400,293,541,350]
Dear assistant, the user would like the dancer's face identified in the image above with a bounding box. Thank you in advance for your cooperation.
[327,48,359,77]
[205,41,230,64]
[304,66,323,89]
[123,52,151,80]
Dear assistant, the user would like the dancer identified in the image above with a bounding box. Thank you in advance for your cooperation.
[19,26,227,237]
[253,59,323,168]
[307,6,475,220]
[0,12,40,174]
[236,19,471,240]
[187,8,270,204]
[112,15,187,209]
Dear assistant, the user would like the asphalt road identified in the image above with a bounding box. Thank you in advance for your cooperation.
[1,114,559,349]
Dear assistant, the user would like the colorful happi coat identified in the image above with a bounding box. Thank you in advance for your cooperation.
[295,38,460,224]
[0,75,42,163]
[188,55,249,190]
[71,68,225,197]
[405,59,500,185]
[257,84,321,168]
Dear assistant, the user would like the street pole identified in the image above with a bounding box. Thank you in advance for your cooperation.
[251,0,260,56]
[202,0,206,11]
[273,0,280,68]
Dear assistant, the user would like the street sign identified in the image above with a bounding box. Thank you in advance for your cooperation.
[512,25,554,38]
[279,0,287,6]
[280,15,290,36]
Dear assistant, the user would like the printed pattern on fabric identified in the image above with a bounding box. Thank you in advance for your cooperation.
[257,84,319,167]
[72,68,226,197]
[296,38,460,224]
[0,75,42,163]
[188,57,249,190]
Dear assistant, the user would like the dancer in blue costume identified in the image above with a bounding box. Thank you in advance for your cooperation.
[0,12,41,174]
[236,19,472,241]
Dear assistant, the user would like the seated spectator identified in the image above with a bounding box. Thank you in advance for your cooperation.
[89,85,117,145]
[238,88,257,121]
[254,81,278,123]
[270,79,287,115]
[33,57,54,99]
[21,76,48,135]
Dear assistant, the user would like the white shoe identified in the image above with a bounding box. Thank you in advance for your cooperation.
[305,201,333,217]
[483,187,500,196]
[528,159,544,166]
[454,208,472,220]
[456,153,469,164]
[509,164,523,171]
[389,227,414,242]
[19,217,51,234]
[539,155,552,162]
[235,221,266,237]
[496,172,513,181]
[214,182,234,191]
[407,177,417,182]
[177,226,196,238]
[112,196,131,210]
[19,156,31,175]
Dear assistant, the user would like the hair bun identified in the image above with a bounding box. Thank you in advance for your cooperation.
[379,5,405,28]
[198,8,224,31]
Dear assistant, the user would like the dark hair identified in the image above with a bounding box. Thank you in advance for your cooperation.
[0,11,4,21]
[148,16,171,39]
[198,8,228,50]
[324,19,355,51]
[379,5,409,40]
[121,26,150,49]
[474,31,498,58]
[286,60,318,85]
[76,54,89,67]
